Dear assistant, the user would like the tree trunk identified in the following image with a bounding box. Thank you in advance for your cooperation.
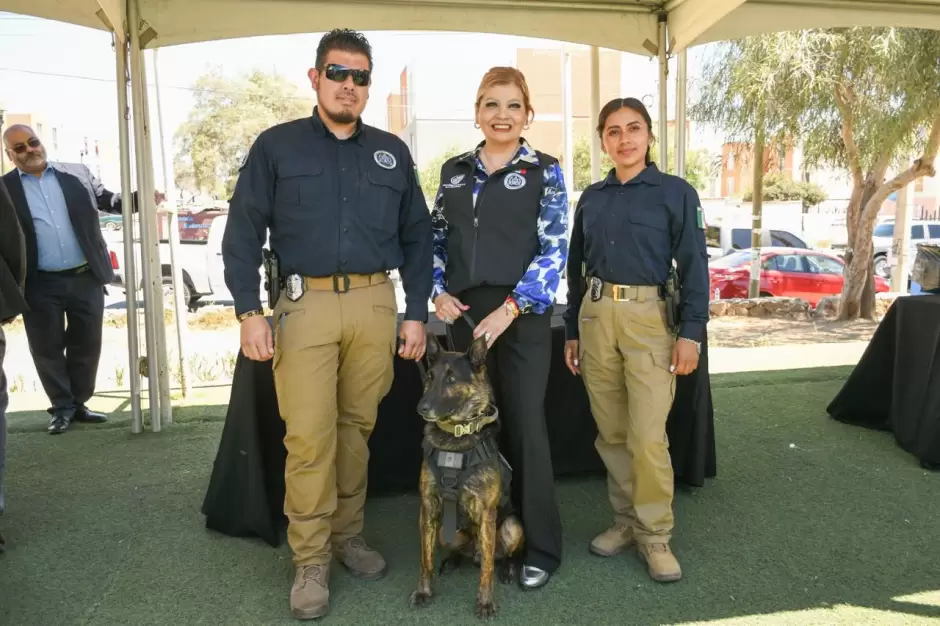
[838,182,879,320]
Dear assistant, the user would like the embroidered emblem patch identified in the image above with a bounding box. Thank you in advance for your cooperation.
[504,172,526,190]
[443,173,466,189]
[374,150,397,170]
[696,206,706,230]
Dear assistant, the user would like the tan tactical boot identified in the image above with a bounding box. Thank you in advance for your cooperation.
[291,563,330,620]
[637,542,682,582]
[334,536,388,580]
[589,522,635,557]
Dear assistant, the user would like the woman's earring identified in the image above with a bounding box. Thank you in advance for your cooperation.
[474,123,480,129]
[524,124,530,130]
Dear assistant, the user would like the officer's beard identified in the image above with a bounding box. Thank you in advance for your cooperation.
[322,104,358,125]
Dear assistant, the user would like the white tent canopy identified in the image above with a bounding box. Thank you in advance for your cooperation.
[2,0,939,432]
[3,0,940,56]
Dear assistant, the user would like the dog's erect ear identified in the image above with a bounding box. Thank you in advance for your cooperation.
[426,330,443,364]
[468,335,488,371]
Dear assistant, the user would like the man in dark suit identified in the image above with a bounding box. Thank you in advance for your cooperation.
[0,175,28,552]
[2,124,160,434]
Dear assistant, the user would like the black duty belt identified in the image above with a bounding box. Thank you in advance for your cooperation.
[39,264,90,277]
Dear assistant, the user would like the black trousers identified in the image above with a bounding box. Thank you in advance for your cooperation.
[22,269,105,415]
[1,325,7,514]
[447,286,563,573]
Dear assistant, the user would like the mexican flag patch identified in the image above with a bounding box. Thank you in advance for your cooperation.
[696,206,706,229]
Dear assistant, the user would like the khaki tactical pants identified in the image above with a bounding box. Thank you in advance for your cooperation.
[578,285,677,543]
[272,274,397,566]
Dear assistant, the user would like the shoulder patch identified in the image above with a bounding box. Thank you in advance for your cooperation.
[696,206,706,229]
[374,150,397,170]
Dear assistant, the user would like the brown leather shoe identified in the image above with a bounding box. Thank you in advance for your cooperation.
[334,536,387,580]
[589,522,635,557]
[291,563,330,620]
[637,542,682,582]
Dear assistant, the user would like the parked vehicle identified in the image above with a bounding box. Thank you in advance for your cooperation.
[107,211,265,310]
[705,223,810,259]
[99,211,123,231]
[870,219,940,278]
[708,247,890,307]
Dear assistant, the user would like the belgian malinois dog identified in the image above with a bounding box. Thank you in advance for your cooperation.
[408,331,524,620]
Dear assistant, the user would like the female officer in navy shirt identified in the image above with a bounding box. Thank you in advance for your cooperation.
[563,97,709,583]
[429,66,569,590]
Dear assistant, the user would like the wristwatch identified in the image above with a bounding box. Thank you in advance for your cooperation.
[237,309,264,323]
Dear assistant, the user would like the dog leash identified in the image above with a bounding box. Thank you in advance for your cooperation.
[399,312,478,385]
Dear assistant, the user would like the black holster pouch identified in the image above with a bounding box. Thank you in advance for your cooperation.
[662,267,682,336]
[262,249,281,309]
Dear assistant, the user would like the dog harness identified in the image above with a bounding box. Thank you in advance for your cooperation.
[422,410,513,546]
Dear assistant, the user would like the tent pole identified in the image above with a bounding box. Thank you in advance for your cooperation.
[657,14,669,170]
[561,48,574,194]
[128,0,163,431]
[589,45,602,183]
[113,30,143,434]
[139,49,173,425]
[675,49,688,178]
[153,48,191,402]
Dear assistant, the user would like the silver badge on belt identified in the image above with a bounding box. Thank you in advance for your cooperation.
[589,276,603,302]
[285,274,305,302]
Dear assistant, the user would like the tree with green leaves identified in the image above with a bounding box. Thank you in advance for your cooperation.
[693,28,940,319]
[743,174,827,211]
[174,69,313,199]
[418,145,465,203]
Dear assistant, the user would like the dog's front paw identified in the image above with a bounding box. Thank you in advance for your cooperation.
[409,590,433,609]
[476,600,498,620]
[498,559,518,585]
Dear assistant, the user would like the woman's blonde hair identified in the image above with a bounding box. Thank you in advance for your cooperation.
[475,66,535,123]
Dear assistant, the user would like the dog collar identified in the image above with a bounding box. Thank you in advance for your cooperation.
[435,408,499,438]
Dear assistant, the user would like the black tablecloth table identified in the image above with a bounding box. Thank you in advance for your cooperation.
[827,294,940,470]
[201,305,717,547]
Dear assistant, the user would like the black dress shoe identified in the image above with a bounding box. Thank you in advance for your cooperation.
[519,565,551,590]
[48,412,70,434]
[74,408,108,424]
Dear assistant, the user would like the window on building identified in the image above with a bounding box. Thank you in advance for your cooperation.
[725,177,735,196]
[727,152,735,170]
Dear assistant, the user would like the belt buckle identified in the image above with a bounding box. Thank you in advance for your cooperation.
[332,274,350,294]
[614,286,633,302]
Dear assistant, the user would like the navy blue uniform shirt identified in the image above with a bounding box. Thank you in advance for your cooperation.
[563,163,709,342]
[222,108,433,322]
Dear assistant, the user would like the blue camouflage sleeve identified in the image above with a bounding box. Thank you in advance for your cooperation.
[511,161,570,315]
[430,185,448,301]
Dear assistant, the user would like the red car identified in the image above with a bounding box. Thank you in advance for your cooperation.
[708,247,890,307]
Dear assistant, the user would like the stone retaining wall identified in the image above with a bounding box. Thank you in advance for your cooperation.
[709,293,901,319]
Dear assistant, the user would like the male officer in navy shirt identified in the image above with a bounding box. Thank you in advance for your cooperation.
[222,28,433,620]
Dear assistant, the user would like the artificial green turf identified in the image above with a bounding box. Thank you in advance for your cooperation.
[1,367,938,625]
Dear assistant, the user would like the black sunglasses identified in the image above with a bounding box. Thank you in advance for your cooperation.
[324,64,371,87]
[10,137,41,154]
